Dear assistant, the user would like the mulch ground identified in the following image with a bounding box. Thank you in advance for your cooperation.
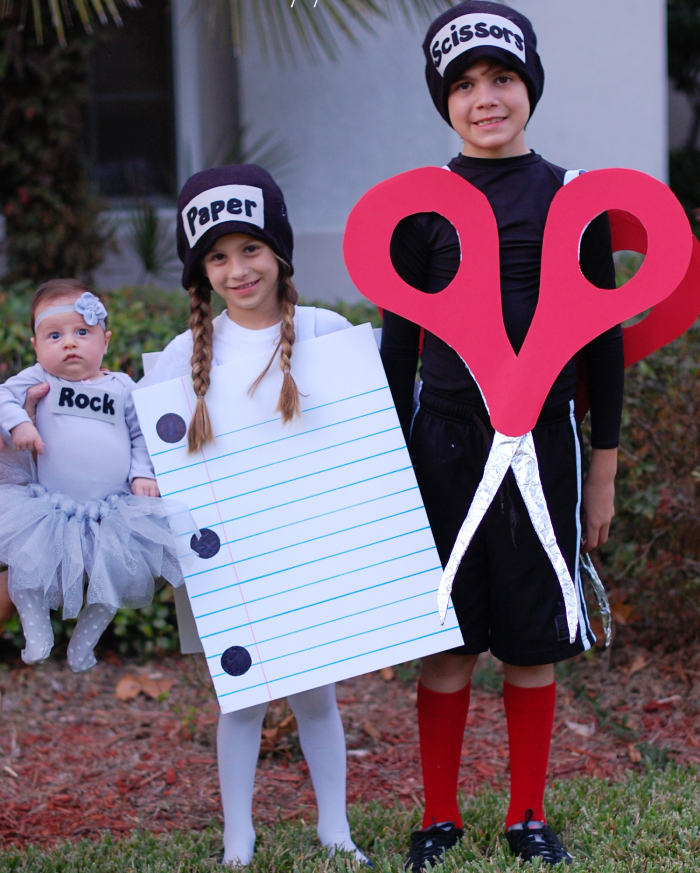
[2,638,700,848]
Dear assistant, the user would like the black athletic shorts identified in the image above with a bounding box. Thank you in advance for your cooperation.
[409,388,595,666]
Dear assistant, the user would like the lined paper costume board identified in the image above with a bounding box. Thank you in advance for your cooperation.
[133,324,463,712]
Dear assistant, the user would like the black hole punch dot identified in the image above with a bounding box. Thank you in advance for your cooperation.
[190,528,221,559]
[156,413,187,444]
[221,646,252,677]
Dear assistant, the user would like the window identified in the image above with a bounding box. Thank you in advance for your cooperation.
[86,0,176,201]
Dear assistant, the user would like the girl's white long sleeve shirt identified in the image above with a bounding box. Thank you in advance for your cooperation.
[139,306,351,387]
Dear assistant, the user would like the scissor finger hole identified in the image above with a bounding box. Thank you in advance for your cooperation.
[390,214,460,293]
[579,210,647,290]
[608,208,647,291]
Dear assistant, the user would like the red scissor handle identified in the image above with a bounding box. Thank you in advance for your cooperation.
[344,167,693,436]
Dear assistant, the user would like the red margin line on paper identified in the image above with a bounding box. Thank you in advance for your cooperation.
[181,377,272,700]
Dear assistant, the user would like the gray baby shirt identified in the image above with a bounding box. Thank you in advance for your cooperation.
[0,364,154,503]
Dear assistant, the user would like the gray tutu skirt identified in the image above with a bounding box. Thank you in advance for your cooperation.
[0,446,195,619]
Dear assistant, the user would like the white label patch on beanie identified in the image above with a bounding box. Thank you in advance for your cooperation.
[182,185,265,247]
[431,13,525,75]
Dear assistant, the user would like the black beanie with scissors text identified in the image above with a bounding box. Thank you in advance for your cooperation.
[423,1,544,127]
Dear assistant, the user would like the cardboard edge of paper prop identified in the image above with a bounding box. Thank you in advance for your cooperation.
[344,166,693,437]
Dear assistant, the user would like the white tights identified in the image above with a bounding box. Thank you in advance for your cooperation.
[12,588,116,672]
[217,683,364,866]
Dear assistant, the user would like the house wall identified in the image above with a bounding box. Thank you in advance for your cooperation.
[239,14,459,303]
[238,1,668,304]
[1,2,668,295]
[509,0,668,180]
[171,0,239,187]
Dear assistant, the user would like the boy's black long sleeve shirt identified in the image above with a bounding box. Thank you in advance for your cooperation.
[382,150,624,449]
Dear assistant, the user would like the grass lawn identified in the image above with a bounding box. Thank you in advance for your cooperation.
[2,767,699,872]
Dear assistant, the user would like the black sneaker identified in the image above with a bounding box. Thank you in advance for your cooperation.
[404,821,464,872]
[506,810,573,867]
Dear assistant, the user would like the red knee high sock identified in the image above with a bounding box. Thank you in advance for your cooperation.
[418,680,471,829]
[503,680,556,828]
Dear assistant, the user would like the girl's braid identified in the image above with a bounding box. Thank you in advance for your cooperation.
[248,260,301,423]
[275,262,301,422]
[187,279,215,453]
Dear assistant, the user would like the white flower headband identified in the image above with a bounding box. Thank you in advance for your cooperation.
[34,292,108,332]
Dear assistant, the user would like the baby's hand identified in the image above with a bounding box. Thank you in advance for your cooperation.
[11,421,44,454]
[132,477,160,497]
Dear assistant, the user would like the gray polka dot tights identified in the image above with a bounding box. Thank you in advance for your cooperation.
[67,603,118,672]
[14,591,117,671]
[14,589,54,665]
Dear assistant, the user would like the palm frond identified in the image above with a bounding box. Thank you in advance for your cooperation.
[227,0,456,64]
[30,0,43,42]
[88,0,109,27]
[125,202,178,282]
[3,0,139,46]
[389,0,455,19]
[209,125,295,184]
[239,130,295,181]
[4,0,455,56]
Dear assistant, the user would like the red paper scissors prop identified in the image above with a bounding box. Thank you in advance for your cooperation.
[344,167,700,642]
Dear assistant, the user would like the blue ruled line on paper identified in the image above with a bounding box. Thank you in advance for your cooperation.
[199,571,440,639]
[211,609,439,678]
[192,547,435,615]
[158,412,397,478]
[185,525,431,584]
[162,446,406,501]
[201,571,441,645]
[215,620,457,698]
[221,486,420,545]
[213,469,413,526]
[175,472,417,540]
[159,425,401,496]
[151,386,391,456]
[221,506,423,566]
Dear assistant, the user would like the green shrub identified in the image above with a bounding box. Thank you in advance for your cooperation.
[594,321,700,645]
[1,584,181,659]
[0,283,196,380]
[0,19,110,285]
[0,284,381,382]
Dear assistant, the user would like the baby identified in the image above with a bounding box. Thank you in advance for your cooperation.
[0,279,193,671]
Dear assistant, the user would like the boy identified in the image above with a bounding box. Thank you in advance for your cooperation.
[381,2,623,869]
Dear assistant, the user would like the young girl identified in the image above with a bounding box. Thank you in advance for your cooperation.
[0,280,193,671]
[140,164,370,867]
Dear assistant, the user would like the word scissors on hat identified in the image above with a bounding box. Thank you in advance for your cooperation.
[344,165,699,643]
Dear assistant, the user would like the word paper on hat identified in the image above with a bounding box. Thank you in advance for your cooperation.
[133,324,463,713]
